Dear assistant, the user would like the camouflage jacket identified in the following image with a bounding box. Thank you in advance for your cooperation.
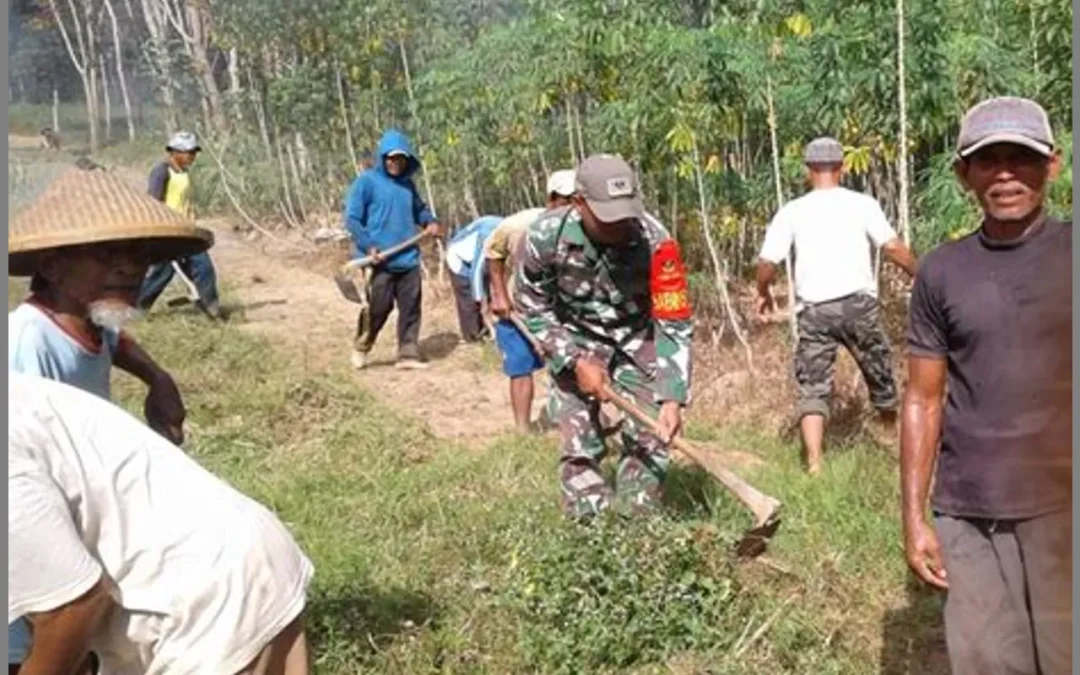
[513,206,693,405]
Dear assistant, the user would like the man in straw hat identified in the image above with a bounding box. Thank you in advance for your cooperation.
[8,371,314,675]
[136,130,225,320]
[901,96,1071,675]
[755,136,917,474]
[8,162,214,670]
[515,154,693,518]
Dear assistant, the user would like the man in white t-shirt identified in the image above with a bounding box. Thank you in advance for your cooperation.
[755,136,916,474]
[8,372,315,675]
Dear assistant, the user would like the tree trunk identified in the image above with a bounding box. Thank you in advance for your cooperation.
[285,139,306,222]
[370,68,382,133]
[229,47,243,121]
[537,145,550,181]
[50,0,98,151]
[100,54,112,142]
[692,134,753,371]
[274,122,299,225]
[670,169,678,240]
[294,132,310,178]
[398,34,440,234]
[335,65,358,170]
[896,0,911,245]
[139,0,178,133]
[564,99,576,164]
[247,66,273,161]
[573,97,586,161]
[766,73,796,344]
[52,89,61,132]
[164,0,225,134]
[102,0,134,140]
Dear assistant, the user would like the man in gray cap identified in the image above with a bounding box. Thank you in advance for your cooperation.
[901,96,1070,675]
[755,136,916,473]
[515,153,693,518]
[137,131,224,320]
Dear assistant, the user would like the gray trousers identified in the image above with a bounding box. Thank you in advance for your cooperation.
[935,508,1072,675]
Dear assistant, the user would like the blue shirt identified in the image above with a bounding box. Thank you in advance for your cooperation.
[446,216,502,301]
[8,301,120,401]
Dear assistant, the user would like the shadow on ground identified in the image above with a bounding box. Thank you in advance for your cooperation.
[879,576,950,674]
[157,297,289,320]
[307,584,439,658]
[663,464,722,518]
[420,331,461,361]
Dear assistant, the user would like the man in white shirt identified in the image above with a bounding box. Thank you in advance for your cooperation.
[8,372,315,675]
[755,136,916,474]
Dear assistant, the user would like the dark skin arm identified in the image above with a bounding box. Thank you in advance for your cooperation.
[112,334,185,445]
[755,260,779,315]
[901,355,948,589]
[20,576,113,675]
[488,258,511,318]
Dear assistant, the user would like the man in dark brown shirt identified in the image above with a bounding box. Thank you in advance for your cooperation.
[901,96,1071,675]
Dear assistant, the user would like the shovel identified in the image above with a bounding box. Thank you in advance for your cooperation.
[334,232,429,304]
[507,312,782,557]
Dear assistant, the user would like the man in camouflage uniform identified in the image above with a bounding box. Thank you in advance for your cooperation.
[515,154,693,518]
[756,137,916,473]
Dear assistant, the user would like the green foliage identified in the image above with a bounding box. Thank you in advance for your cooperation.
[11,0,1074,270]
[502,514,743,671]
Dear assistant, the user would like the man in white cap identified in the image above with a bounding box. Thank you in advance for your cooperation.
[515,155,693,517]
[7,163,214,671]
[901,96,1070,675]
[137,130,225,320]
[755,136,917,474]
[8,371,314,675]
[476,169,576,432]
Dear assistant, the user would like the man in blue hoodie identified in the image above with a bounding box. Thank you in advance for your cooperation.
[344,130,441,370]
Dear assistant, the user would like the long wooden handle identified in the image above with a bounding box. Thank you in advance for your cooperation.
[341,231,429,272]
[508,313,781,528]
[598,384,780,528]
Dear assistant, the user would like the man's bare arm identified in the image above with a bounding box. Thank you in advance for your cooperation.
[113,333,169,386]
[754,260,780,314]
[488,258,511,315]
[901,355,949,588]
[21,576,113,675]
[883,238,917,277]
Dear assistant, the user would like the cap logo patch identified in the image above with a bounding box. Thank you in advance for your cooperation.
[606,176,634,198]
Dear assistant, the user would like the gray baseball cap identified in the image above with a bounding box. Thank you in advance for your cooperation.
[803,137,844,165]
[166,131,200,153]
[575,154,643,223]
[956,96,1055,158]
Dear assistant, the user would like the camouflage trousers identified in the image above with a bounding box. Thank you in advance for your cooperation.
[549,355,670,519]
[794,292,898,420]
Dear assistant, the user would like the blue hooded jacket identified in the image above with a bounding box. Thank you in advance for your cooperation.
[343,129,435,272]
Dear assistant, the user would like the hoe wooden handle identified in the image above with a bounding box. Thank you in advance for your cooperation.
[340,231,429,272]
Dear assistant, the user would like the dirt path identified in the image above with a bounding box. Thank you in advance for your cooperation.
[198,218,550,445]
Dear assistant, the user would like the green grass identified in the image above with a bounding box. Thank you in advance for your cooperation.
[6,280,945,673]
[6,274,946,673]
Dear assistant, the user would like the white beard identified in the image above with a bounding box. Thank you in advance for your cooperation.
[88,300,144,331]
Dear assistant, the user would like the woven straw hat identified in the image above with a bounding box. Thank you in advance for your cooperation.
[9,165,214,277]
